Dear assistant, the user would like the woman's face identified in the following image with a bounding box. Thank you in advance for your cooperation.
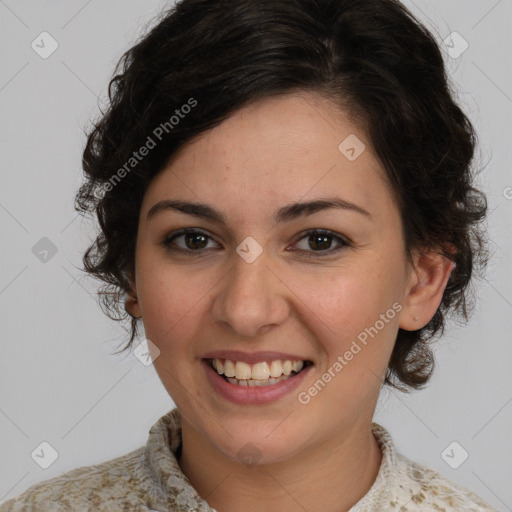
[129,92,426,464]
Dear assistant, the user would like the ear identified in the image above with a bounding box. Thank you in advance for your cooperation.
[124,276,141,319]
[399,246,456,331]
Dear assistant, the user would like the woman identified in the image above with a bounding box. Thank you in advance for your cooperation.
[1,0,495,510]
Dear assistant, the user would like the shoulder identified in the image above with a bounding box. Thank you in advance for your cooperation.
[393,452,497,511]
[361,423,498,512]
[0,446,152,512]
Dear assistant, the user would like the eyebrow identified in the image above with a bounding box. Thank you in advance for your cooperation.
[146,196,372,224]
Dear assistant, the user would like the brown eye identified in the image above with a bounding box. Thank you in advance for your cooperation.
[307,233,332,251]
[162,229,219,254]
[291,229,351,257]
[181,232,209,250]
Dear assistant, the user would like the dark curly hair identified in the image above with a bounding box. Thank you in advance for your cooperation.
[75,0,489,393]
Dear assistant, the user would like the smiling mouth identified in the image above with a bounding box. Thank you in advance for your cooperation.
[207,357,313,387]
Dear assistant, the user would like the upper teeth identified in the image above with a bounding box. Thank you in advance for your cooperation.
[211,358,304,380]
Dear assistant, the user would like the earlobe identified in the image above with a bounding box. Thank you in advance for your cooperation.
[399,248,455,331]
[125,285,142,319]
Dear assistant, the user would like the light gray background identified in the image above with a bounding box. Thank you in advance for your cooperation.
[1,1,511,510]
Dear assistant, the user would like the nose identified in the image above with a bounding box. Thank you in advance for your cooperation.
[211,247,291,338]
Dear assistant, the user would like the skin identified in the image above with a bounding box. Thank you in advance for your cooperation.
[126,92,454,512]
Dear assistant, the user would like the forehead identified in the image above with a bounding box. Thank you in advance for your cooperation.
[141,92,393,222]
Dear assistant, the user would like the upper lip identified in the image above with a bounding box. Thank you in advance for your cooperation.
[201,350,312,364]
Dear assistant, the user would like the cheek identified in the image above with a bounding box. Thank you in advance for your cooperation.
[137,264,207,349]
[301,273,399,411]
[288,264,401,375]
[294,267,395,335]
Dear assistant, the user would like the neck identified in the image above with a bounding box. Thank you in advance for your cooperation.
[178,418,382,512]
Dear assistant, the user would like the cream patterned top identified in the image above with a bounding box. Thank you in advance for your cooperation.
[0,408,496,511]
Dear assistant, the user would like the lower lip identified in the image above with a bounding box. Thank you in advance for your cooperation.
[202,359,313,405]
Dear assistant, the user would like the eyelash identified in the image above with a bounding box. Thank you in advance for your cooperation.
[161,228,351,258]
